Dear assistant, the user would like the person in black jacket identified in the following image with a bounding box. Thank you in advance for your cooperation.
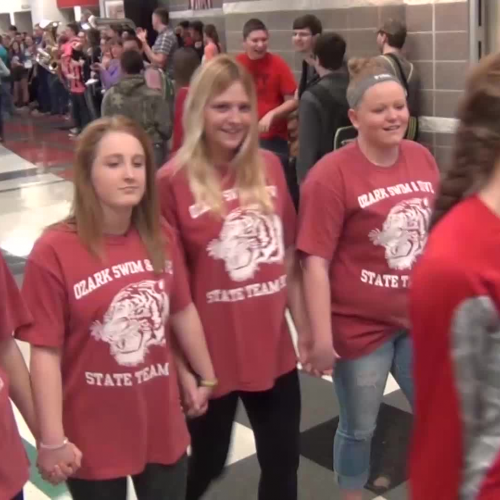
[296,33,350,184]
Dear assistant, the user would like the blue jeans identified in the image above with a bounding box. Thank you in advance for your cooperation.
[12,491,24,500]
[333,331,414,490]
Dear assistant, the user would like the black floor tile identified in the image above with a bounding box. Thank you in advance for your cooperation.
[300,402,413,495]
[235,372,339,433]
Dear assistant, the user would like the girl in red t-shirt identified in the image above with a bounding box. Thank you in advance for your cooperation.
[297,59,439,500]
[410,53,500,500]
[157,55,310,500]
[17,116,216,500]
[0,254,38,500]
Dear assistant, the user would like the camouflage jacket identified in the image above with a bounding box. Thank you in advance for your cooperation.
[101,74,172,145]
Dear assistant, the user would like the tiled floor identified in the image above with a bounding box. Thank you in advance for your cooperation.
[1,116,411,499]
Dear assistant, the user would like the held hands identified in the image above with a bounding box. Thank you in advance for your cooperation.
[37,441,83,485]
[300,337,341,377]
[258,111,275,133]
[179,370,212,418]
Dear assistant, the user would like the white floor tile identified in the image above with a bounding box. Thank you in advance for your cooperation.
[227,422,257,465]
[0,174,66,194]
[0,146,42,174]
[0,201,71,257]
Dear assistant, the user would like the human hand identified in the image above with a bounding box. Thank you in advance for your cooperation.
[37,442,82,485]
[101,55,111,68]
[136,28,147,43]
[308,341,341,374]
[179,371,211,418]
[258,111,275,133]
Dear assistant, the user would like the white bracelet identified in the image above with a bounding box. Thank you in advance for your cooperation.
[39,438,68,451]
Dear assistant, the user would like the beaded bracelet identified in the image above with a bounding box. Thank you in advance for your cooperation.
[200,379,218,388]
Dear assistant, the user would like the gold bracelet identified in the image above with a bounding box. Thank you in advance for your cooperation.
[200,378,218,388]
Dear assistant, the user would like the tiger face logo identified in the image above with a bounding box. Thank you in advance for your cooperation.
[90,280,169,367]
[369,198,431,270]
[207,206,285,282]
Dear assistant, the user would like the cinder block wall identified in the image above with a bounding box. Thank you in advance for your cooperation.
[169,0,471,168]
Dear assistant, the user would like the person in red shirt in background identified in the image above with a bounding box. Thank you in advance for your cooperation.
[158,56,310,500]
[171,47,201,156]
[0,255,39,500]
[236,19,298,200]
[17,116,216,500]
[410,53,500,500]
[61,25,91,137]
[297,58,439,500]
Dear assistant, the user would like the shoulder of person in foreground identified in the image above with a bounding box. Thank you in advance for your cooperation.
[303,142,357,186]
[258,148,289,186]
[27,223,78,264]
[400,140,440,176]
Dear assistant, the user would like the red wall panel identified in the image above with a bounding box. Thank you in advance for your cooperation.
[57,0,99,8]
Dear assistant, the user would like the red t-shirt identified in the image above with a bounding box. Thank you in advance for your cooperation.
[236,52,297,141]
[157,150,297,398]
[172,86,189,155]
[17,225,191,480]
[297,140,439,359]
[0,255,31,499]
[410,196,500,500]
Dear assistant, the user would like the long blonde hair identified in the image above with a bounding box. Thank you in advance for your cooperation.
[176,55,272,215]
[62,116,165,273]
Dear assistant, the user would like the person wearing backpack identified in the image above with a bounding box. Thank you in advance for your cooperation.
[296,33,350,184]
[376,19,420,140]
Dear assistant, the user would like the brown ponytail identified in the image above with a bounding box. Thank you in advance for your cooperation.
[431,53,500,229]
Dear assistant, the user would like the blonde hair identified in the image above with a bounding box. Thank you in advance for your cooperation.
[60,116,165,273]
[176,55,272,215]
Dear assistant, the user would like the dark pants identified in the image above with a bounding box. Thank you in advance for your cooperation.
[1,80,14,116]
[12,491,23,500]
[67,456,187,500]
[37,65,52,113]
[186,369,301,500]
[49,75,68,115]
[260,137,299,209]
[70,92,91,132]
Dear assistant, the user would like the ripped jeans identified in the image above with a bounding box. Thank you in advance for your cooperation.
[333,331,413,490]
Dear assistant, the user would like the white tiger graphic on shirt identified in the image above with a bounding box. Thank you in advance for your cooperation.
[207,206,285,282]
[90,280,168,366]
[369,198,431,270]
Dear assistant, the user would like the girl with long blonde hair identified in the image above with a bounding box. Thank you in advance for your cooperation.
[17,116,215,500]
[158,55,310,500]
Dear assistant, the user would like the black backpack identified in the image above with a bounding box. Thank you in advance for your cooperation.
[308,78,351,156]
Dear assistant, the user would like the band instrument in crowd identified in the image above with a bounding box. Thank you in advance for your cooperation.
[81,16,136,32]
[36,47,59,75]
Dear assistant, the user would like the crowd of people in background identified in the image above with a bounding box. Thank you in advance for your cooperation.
[0,10,222,151]
[7,5,499,500]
